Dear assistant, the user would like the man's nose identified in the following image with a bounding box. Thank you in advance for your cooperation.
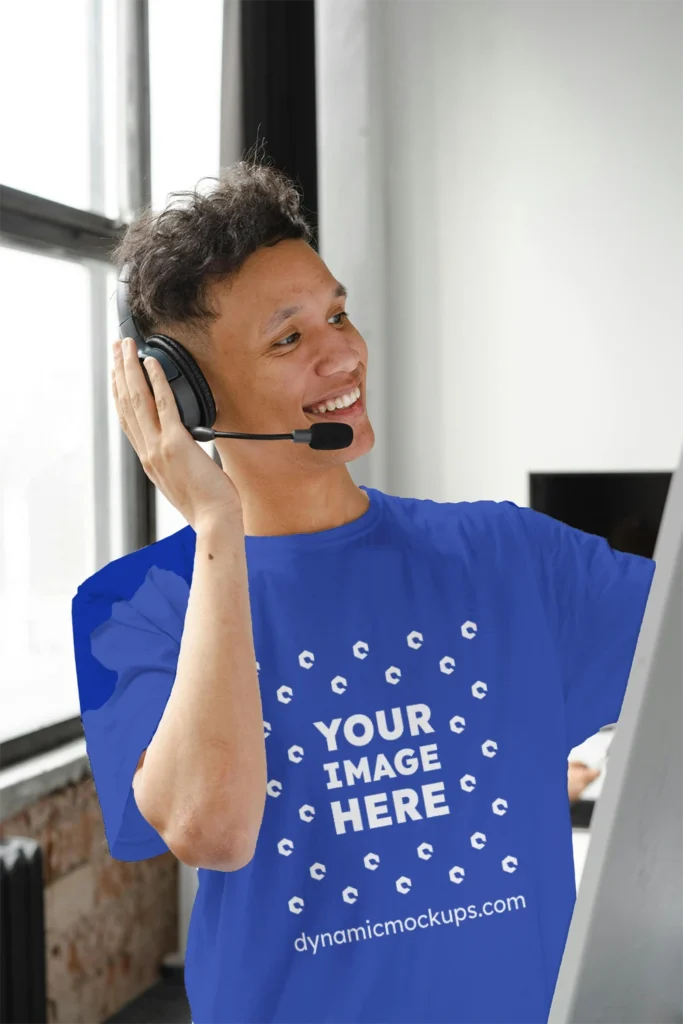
[316,331,360,371]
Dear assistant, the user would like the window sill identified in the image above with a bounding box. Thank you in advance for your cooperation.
[0,738,90,822]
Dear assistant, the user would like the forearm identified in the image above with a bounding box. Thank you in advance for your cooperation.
[135,513,267,867]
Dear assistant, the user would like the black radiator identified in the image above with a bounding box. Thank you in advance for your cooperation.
[0,837,47,1024]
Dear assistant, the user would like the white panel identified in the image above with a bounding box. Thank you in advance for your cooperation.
[314,0,389,491]
[550,444,683,1023]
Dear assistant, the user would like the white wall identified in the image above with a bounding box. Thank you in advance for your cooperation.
[316,0,683,504]
[314,0,391,491]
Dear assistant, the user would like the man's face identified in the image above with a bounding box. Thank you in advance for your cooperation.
[202,238,374,468]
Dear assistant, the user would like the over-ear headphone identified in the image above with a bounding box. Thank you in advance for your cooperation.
[116,264,352,450]
[117,264,218,440]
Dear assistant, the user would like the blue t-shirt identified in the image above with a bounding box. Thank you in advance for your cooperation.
[71,486,655,1024]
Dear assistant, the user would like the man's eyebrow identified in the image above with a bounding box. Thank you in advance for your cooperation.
[261,282,347,336]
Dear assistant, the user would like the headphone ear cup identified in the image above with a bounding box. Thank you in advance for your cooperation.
[139,334,217,431]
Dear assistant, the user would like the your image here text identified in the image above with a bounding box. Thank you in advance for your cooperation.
[312,701,454,835]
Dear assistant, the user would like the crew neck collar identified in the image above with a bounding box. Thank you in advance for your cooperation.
[243,485,382,558]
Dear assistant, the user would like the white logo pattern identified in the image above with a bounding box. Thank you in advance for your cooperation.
[268,625,518,913]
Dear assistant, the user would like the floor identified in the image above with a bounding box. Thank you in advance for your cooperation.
[104,965,191,1024]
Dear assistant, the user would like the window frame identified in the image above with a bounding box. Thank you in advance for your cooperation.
[0,0,154,771]
[0,0,318,770]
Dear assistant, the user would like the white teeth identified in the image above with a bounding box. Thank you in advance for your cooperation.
[309,386,360,414]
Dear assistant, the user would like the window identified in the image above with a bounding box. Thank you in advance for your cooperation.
[0,249,94,742]
[0,0,119,218]
[0,3,129,756]
[149,0,224,211]
[148,0,224,537]
[0,0,229,758]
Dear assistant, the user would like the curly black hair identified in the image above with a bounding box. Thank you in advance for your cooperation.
[112,146,314,351]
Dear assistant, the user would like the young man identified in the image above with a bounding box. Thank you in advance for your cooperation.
[72,159,655,1024]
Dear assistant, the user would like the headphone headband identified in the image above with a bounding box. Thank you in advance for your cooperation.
[116,263,146,348]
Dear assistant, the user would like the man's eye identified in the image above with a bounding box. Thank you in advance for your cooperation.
[273,311,349,348]
[274,332,300,348]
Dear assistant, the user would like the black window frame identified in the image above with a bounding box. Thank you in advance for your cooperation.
[0,0,318,772]
[0,0,154,772]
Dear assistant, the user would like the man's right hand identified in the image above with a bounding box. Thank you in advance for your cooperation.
[112,337,243,531]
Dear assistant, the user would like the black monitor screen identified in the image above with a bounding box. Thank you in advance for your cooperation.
[528,471,672,559]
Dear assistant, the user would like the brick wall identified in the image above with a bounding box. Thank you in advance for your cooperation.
[0,773,178,1023]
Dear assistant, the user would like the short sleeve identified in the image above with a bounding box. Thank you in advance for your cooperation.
[72,563,190,862]
[506,503,656,753]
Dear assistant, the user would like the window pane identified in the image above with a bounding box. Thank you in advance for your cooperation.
[0,248,95,742]
[0,0,118,218]
[149,0,224,211]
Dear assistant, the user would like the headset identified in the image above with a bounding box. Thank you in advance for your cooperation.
[116,264,352,451]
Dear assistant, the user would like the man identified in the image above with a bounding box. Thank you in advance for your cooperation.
[72,158,655,1024]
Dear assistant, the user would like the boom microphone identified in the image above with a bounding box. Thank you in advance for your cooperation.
[189,422,354,450]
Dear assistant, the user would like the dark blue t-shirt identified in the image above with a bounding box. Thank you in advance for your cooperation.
[71,486,655,1024]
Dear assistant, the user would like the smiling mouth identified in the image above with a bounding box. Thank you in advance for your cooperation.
[303,385,363,417]
[303,387,364,419]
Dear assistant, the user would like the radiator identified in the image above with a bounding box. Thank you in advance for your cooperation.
[0,837,47,1024]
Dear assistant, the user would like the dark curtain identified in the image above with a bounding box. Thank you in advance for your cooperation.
[240,0,319,247]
